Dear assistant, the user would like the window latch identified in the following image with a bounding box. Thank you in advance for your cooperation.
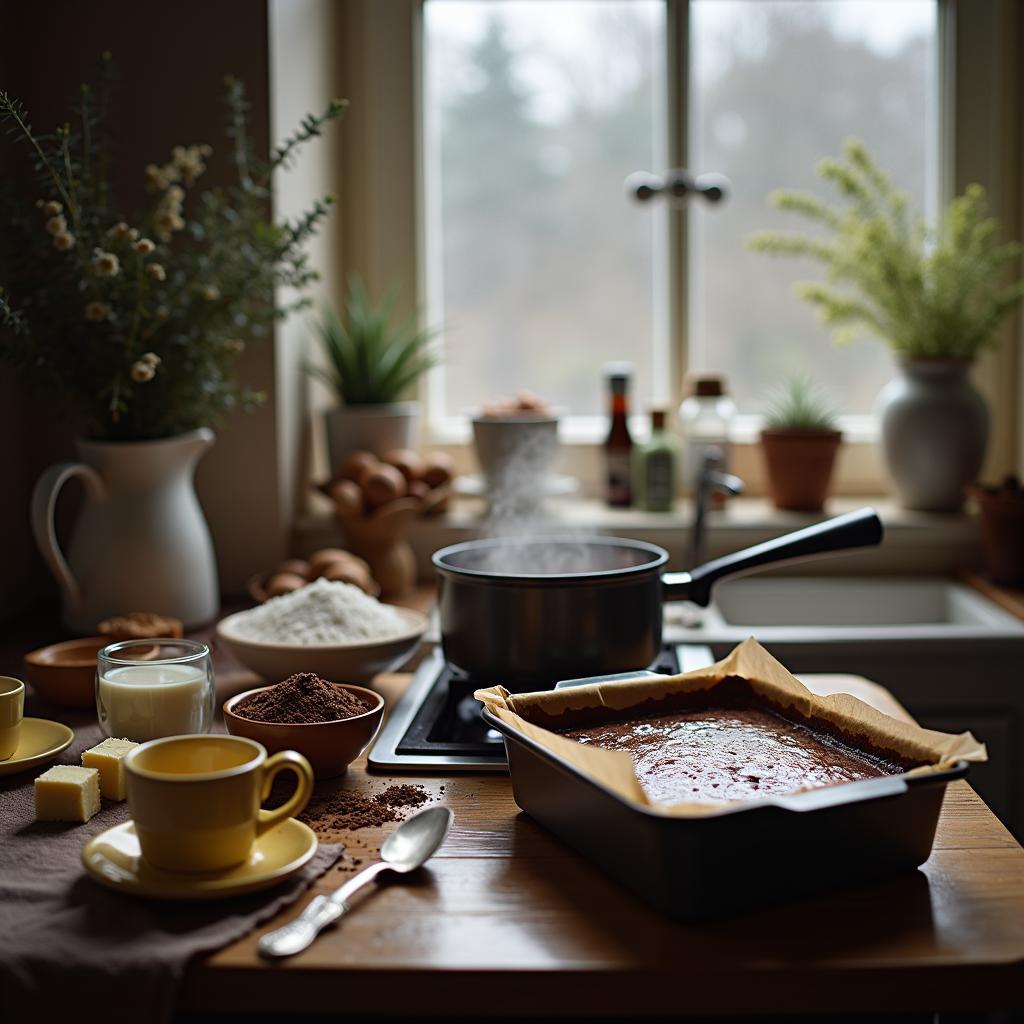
[625,169,729,205]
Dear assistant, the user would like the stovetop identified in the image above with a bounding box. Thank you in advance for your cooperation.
[368,643,715,772]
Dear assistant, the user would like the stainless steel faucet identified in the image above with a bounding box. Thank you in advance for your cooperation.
[690,447,743,567]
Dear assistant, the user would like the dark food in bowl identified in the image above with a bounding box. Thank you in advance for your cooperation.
[231,672,374,725]
[560,700,912,805]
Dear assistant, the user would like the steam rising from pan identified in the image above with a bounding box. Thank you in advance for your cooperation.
[472,416,602,574]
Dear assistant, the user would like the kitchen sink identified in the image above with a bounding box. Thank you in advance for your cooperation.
[695,576,1022,635]
[666,577,1024,838]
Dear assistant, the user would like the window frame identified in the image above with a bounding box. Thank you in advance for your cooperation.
[333,0,1020,495]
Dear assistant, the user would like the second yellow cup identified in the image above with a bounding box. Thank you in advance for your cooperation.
[0,677,25,760]
[124,734,314,873]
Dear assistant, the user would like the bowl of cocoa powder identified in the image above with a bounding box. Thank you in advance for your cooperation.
[224,672,385,778]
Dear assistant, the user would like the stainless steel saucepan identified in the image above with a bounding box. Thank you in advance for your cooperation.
[432,507,882,688]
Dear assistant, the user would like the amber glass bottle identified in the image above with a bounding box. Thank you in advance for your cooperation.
[604,364,634,507]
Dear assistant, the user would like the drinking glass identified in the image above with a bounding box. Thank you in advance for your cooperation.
[96,639,215,742]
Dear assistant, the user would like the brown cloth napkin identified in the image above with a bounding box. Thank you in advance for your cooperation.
[0,722,342,1024]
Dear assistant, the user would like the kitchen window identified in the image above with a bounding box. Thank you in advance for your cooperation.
[420,0,939,446]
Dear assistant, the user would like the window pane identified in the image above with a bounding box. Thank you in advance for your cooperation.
[689,0,938,414]
[424,0,667,423]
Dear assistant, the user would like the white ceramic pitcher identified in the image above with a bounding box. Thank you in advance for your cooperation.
[31,429,220,633]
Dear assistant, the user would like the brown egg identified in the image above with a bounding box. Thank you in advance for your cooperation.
[321,560,379,596]
[265,572,307,598]
[330,478,365,518]
[308,547,353,577]
[422,452,455,488]
[359,463,408,507]
[329,550,372,576]
[382,448,425,482]
[337,450,379,482]
[276,558,312,580]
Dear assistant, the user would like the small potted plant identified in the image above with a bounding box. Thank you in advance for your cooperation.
[760,376,842,513]
[310,277,437,471]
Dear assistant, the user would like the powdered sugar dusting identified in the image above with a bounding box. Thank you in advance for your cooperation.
[232,578,411,644]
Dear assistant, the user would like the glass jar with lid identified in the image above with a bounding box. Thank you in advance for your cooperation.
[678,373,737,499]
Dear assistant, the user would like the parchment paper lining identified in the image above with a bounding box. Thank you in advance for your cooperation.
[475,638,987,817]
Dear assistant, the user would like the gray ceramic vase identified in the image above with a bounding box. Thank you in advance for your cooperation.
[876,359,989,513]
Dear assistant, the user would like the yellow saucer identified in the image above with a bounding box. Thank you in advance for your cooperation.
[82,818,318,900]
[0,718,74,776]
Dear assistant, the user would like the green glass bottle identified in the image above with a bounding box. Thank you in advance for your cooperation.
[635,408,677,512]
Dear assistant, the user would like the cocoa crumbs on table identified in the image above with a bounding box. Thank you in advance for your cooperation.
[233,672,373,724]
[375,784,430,809]
[299,783,432,834]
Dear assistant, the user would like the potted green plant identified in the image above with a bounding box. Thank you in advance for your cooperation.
[748,139,1024,512]
[760,376,842,513]
[1,60,343,630]
[310,276,437,470]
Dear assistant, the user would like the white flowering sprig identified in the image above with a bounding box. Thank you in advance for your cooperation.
[0,65,344,440]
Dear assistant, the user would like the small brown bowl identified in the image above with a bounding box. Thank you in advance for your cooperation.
[223,682,385,779]
[24,638,159,709]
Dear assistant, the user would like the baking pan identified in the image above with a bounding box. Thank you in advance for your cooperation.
[483,704,968,921]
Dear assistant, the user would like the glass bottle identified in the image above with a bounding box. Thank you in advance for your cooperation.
[678,373,736,505]
[634,408,677,512]
[604,363,634,507]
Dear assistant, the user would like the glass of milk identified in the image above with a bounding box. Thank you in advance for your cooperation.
[96,640,215,742]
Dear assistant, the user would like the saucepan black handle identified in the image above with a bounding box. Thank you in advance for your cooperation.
[662,506,883,607]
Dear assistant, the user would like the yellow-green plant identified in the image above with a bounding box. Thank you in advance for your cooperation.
[747,139,1024,361]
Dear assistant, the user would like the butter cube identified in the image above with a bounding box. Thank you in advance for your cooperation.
[82,737,138,801]
[34,765,101,823]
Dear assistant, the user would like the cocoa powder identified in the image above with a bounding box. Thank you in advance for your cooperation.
[233,672,372,724]
[375,784,430,809]
[299,783,432,834]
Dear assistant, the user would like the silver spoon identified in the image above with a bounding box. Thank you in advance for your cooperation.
[259,805,453,958]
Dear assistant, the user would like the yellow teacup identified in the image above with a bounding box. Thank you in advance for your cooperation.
[123,734,314,873]
[0,677,25,760]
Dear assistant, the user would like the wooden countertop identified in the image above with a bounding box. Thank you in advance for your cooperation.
[182,667,1024,1018]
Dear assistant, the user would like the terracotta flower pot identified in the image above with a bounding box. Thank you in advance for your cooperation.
[970,478,1024,585]
[760,429,842,512]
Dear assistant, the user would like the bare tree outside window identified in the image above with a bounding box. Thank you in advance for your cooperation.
[424,1,667,424]
[423,0,937,427]
[690,0,936,415]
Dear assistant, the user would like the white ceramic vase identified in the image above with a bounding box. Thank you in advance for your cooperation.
[877,359,989,513]
[31,428,220,633]
[324,401,418,472]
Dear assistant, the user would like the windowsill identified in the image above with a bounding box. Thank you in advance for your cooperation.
[294,494,981,579]
[423,413,881,446]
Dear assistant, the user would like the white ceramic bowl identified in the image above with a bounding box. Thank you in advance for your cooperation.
[215,607,427,684]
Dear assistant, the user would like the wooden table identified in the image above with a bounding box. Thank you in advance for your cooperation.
[182,668,1024,1019]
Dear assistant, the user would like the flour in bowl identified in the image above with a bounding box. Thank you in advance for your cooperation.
[231,578,410,644]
